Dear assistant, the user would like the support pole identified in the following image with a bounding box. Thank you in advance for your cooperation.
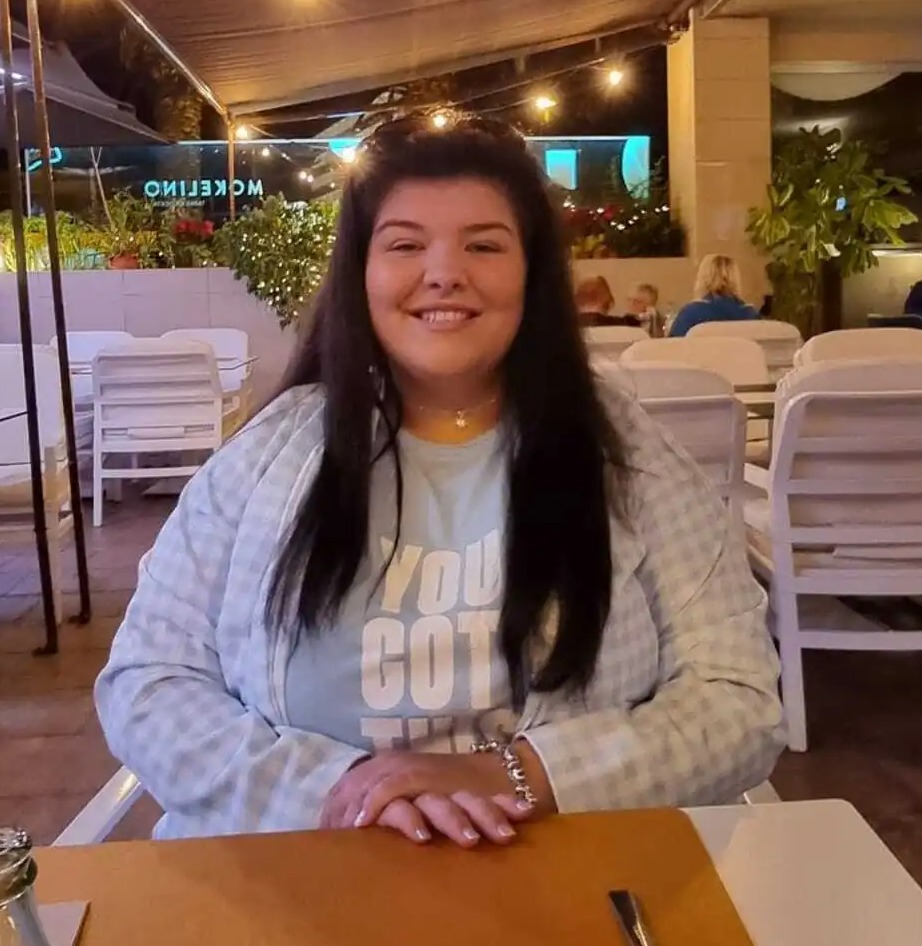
[0,0,57,654]
[26,0,91,626]
[227,119,237,221]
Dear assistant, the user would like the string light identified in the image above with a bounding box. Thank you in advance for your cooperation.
[233,125,251,140]
[340,147,357,164]
[607,67,625,87]
[260,146,271,157]
[534,94,557,111]
[431,111,449,129]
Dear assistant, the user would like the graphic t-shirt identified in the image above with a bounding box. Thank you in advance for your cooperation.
[284,427,517,754]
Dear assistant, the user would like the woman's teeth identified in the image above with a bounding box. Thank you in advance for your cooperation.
[416,310,472,323]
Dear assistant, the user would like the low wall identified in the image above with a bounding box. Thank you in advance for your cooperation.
[0,268,294,404]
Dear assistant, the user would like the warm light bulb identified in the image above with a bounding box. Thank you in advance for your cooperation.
[340,147,357,163]
[234,125,251,140]
[607,68,625,87]
[534,95,557,111]
[431,112,449,129]
[260,146,271,157]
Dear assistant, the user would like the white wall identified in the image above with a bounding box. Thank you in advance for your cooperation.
[572,257,698,313]
[0,268,295,404]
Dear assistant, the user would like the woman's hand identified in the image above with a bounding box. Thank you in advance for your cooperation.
[320,750,538,845]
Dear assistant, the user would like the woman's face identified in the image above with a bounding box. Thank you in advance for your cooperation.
[365,176,526,402]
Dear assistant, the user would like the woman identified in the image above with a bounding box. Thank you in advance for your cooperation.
[669,254,760,337]
[574,275,635,327]
[95,112,784,846]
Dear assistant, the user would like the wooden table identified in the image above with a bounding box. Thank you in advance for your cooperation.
[33,802,922,946]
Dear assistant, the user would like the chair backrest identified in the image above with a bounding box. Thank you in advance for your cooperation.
[163,328,250,391]
[0,345,64,465]
[621,336,770,387]
[795,328,922,366]
[687,319,802,381]
[620,364,746,530]
[867,313,922,330]
[768,359,922,583]
[49,331,135,404]
[93,339,224,453]
[583,325,649,360]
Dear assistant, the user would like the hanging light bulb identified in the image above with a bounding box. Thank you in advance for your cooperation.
[431,111,449,129]
[534,94,557,112]
[607,67,625,88]
[234,125,251,140]
[260,146,271,157]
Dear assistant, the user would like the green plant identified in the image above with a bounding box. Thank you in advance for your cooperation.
[0,212,107,272]
[567,160,685,259]
[748,126,917,336]
[213,195,339,327]
[95,190,160,266]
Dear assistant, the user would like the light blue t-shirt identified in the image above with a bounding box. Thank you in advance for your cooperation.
[284,427,518,754]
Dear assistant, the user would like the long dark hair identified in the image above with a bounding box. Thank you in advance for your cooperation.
[268,112,626,707]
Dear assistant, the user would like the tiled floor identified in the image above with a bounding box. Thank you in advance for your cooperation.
[1,497,920,885]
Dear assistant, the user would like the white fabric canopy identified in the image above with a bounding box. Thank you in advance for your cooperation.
[115,0,681,115]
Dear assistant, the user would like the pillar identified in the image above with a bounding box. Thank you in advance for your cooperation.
[667,14,772,304]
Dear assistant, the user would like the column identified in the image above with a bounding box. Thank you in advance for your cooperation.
[667,14,772,303]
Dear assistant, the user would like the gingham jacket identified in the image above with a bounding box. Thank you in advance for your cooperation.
[95,382,785,839]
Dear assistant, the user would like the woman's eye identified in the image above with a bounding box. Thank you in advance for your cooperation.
[388,241,421,252]
[468,241,502,253]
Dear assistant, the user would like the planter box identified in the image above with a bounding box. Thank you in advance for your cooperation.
[0,268,294,404]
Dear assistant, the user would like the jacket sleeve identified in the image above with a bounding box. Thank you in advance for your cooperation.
[94,392,367,837]
[522,392,785,811]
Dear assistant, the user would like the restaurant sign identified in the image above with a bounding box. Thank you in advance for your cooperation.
[142,178,265,200]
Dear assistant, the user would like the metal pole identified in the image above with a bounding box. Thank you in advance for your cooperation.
[227,119,237,220]
[0,0,57,654]
[26,0,92,626]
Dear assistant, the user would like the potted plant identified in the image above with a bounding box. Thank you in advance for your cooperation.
[97,190,158,269]
[748,126,917,337]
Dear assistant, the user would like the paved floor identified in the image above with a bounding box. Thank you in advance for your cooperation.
[1,497,920,884]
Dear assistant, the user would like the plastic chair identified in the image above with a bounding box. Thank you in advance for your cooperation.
[688,320,802,383]
[795,328,922,366]
[0,345,73,622]
[744,359,922,751]
[91,339,225,527]
[583,325,649,361]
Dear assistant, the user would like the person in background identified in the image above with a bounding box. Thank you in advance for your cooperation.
[95,113,784,846]
[625,283,661,336]
[574,275,620,327]
[669,254,760,338]
[903,281,922,315]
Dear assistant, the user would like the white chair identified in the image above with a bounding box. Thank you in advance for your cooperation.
[619,365,747,536]
[92,339,225,527]
[744,359,922,751]
[795,327,922,366]
[688,320,802,383]
[621,336,773,464]
[583,325,649,362]
[163,328,253,429]
[0,345,73,622]
[49,331,135,406]
[52,765,782,845]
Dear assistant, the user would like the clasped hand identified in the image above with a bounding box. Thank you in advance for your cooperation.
[320,750,535,847]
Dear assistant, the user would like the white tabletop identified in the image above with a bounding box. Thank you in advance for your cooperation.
[687,800,922,946]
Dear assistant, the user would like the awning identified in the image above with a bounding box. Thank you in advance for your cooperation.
[113,0,682,116]
[2,40,164,146]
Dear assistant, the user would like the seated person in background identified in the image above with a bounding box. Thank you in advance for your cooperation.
[625,283,661,336]
[574,275,620,327]
[903,281,922,315]
[669,254,759,338]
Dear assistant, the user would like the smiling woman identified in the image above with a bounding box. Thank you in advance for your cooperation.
[95,110,785,848]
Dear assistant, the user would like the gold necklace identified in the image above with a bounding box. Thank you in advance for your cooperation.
[407,395,499,429]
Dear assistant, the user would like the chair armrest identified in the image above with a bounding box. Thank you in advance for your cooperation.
[53,767,144,846]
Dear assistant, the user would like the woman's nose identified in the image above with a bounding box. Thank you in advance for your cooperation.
[422,247,467,291]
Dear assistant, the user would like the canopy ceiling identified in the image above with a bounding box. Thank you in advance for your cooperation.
[114,0,684,116]
[2,41,164,146]
[714,0,922,26]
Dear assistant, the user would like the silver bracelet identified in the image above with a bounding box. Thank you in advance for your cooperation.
[470,738,538,806]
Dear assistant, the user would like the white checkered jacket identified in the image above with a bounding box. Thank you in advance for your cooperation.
[95,381,785,839]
